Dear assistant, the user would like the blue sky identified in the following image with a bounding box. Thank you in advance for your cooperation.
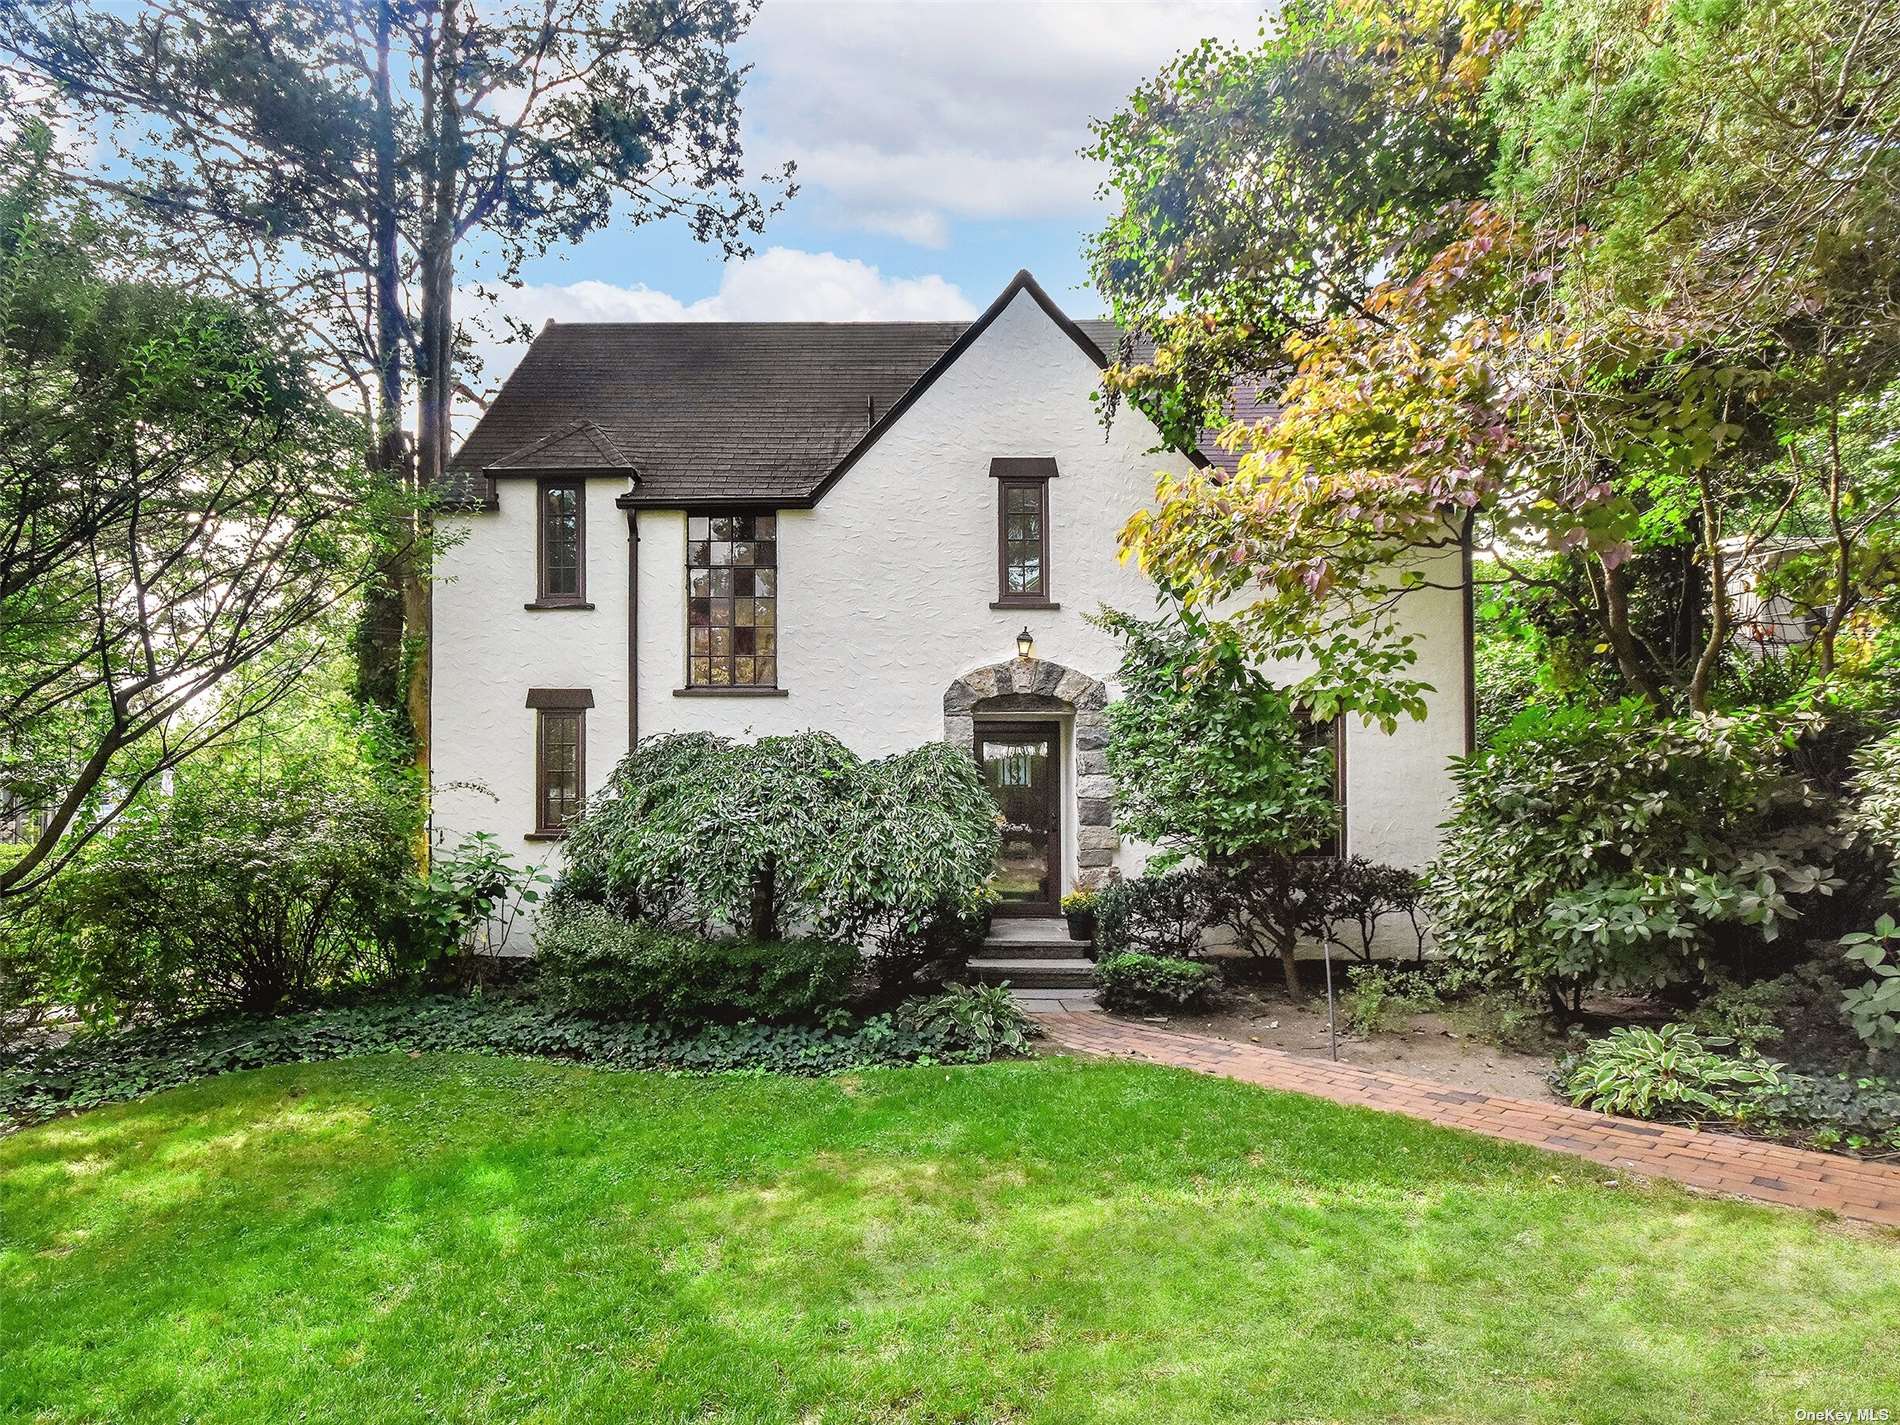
[470,0,1268,391]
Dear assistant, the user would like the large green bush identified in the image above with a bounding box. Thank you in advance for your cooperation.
[560,731,861,937]
[1093,870,1213,960]
[818,740,1001,953]
[1842,729,1900,1055]
[11,693,420,1024]
[1425,702,1841,1012]
[535,902,856,1025]
[558,733,999,976]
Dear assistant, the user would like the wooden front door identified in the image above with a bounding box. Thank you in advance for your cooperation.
[977,721,1062,917]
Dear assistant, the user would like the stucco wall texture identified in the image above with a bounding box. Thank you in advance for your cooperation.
[433,287,1469,943]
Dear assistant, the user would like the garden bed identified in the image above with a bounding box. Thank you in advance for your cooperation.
[1088,949,1571,1099]
[1124,991,1562,1101]
[0,985,1031,1131]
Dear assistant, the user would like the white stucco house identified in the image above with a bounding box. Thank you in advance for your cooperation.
[433,270,1472,946]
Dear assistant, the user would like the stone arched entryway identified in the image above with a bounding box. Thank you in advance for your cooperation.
[943,657,1119,882]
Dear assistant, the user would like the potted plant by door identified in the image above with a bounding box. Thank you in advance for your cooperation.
[1061,888,1099,943]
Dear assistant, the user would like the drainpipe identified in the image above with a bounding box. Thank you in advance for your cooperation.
[627,507,639,750]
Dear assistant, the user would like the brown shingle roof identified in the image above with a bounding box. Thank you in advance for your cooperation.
[444,271,1229,510]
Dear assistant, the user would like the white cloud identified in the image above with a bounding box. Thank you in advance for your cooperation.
[461,246,977,403]
[740,1,1272,243]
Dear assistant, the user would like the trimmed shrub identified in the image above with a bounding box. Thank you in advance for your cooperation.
[1096,952,1221,1013]
[1094,870,1214,959]
[535,902,857,1024]
[1326,857,1428,962]
[1425,702,1840,1010]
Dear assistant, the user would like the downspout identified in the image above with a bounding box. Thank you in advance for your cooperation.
[1460,514,1477,756]
[627,508,639,750]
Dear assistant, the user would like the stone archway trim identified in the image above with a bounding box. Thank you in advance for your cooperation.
[943,656,1118,879]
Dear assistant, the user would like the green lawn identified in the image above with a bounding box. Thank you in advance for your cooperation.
[3,1055,1896,1424]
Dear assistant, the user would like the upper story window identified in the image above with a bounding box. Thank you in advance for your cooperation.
[990,458,1057,607]
[535,479,586,606]
[687,512,777,687]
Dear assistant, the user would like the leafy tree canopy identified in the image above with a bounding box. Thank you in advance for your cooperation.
[1095,0,1900,718]
[0,134,401,897]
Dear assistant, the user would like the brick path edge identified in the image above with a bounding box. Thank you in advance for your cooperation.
[1034,1011,1900,1229]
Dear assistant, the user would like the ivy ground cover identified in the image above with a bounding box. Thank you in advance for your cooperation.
[4,1054,1897,1424]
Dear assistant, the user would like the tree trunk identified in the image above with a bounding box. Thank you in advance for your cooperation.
[750,854,779,942]
[1599,558,1668,710]
[1277,924,1303,1003]
[355,0,409,715]
[407,0,462,823]
[1817,401,1853,681]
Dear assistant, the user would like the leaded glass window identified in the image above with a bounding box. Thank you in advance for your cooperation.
[687,512,778,687]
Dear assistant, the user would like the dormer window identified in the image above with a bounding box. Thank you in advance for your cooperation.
[990,458,1057,608]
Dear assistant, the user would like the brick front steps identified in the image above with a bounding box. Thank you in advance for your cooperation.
[1036,1012,1900,1228]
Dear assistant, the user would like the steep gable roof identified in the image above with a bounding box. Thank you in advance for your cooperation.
[445,269,1208,510]
[486,418,635,474]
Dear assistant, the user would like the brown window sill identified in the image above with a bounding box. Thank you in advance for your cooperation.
[991,600,1060,610]
[524,830,570,842]
[673,686,789,697]
[523,600,596,611]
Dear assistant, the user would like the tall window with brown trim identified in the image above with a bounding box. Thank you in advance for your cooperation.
[687,512,778,687]
[535,709,584,833]
[990,458,1057,606]
[527,688,592,836]
[1298,712,1346,857]
[536,479,585,604]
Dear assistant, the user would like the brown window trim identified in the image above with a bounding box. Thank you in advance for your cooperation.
[685,509,780,690]
[528,689,591,838]
[525,688,595,709]
[535,477,587,606]
[1296,713,1347,859]
[991,458,1058,606]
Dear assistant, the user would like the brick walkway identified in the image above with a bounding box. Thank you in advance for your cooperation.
[1036,1012,1900,1229]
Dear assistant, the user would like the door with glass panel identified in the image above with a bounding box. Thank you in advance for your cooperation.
[977,721,1061,916]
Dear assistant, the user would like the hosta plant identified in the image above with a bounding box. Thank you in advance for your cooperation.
[1562,1024,1781,1120]
[1841,913,1900,1055]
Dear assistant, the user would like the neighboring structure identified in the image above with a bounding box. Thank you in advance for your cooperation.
[434,270,1471,943]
